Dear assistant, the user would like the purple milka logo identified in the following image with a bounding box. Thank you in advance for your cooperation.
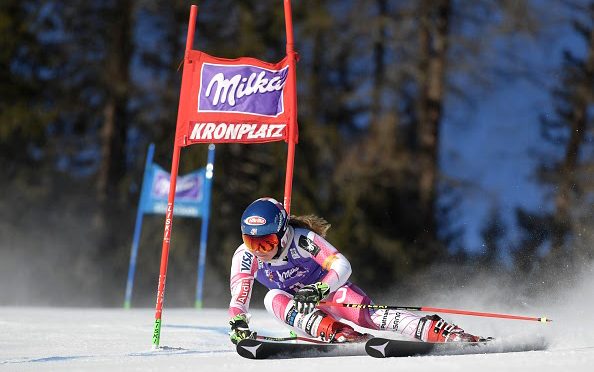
[198,63,288,117]
[152,169,202,201]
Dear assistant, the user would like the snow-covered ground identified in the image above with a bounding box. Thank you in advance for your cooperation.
[1,303,593,372]
[3,262,594,371]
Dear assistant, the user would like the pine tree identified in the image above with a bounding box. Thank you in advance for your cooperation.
[533,2,594,272]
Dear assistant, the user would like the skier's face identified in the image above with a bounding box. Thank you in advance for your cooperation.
[253,245,278,261]
[242,233,279,261]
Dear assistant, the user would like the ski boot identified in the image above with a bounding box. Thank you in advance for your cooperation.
[416,314,488,343]
[316,316,372,343]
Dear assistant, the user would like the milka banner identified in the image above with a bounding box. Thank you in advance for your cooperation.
[142,164,205,218]
[175,51,298,146]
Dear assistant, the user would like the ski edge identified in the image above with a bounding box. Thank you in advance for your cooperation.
[365,337,492,358]
[236,337,366,360]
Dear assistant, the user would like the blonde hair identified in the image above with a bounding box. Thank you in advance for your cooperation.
[288,214,331,237]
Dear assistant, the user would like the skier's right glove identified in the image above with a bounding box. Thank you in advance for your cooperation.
[229,313,254,344]
[293,282,330,314]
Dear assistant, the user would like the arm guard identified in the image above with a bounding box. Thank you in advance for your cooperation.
[298,231,352,293]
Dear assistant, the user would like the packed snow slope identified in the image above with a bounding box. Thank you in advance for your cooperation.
[3,265,594,371]
[0,303,592,372]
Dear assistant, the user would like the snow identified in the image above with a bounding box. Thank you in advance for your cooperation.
[3,262,594,371]
[1,304,593,372]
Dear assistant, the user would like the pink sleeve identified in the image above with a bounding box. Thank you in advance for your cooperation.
[228,246,258,317]
[308,233,352,293]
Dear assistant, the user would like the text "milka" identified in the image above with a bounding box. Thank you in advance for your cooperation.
[205,70,287,107]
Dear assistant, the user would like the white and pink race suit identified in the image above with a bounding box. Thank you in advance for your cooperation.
[229,225,427,340]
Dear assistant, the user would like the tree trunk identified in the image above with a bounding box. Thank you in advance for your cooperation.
[370,0,387,123]
[415,0,451,255]
[96,0,133,233]
[550,13,594,263]
[95,0,133,258]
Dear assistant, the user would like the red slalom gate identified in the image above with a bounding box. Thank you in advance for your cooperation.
[152,1,299,349]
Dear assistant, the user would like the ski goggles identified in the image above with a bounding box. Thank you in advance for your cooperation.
[242,233,279,254]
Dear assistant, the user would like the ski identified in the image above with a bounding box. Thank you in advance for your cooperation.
[236,337,366,359]
[365,337,491,358]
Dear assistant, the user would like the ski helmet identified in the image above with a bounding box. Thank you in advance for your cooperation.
[241,197,288,238]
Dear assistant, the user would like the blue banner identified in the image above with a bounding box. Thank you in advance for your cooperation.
[125,143,216,309]
[141,164,205,218]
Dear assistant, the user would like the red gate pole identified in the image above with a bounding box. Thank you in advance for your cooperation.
[152,4,198,350]
[282,0,297,214]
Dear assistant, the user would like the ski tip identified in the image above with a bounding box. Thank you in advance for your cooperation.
[236,339,262,359]
[365,337,434,358]
[539,317,552,323]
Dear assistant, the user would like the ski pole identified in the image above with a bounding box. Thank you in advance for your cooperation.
[255,334,328,344]
[319,302,552,322]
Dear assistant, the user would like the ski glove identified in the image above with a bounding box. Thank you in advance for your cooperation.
[293,282,330,314]
[229,314,254,344]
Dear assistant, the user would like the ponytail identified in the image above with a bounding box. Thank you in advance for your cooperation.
[288,215,331,237]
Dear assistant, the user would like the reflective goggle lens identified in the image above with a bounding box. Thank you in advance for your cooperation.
[242,234,279,253]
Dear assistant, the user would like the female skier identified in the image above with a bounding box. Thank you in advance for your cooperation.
[229,197,485,344]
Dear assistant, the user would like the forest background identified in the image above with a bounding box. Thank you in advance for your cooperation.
[1,0,593,308]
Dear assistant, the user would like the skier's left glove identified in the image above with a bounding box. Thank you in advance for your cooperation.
[229,314,254,344]
[293,282,330,314]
